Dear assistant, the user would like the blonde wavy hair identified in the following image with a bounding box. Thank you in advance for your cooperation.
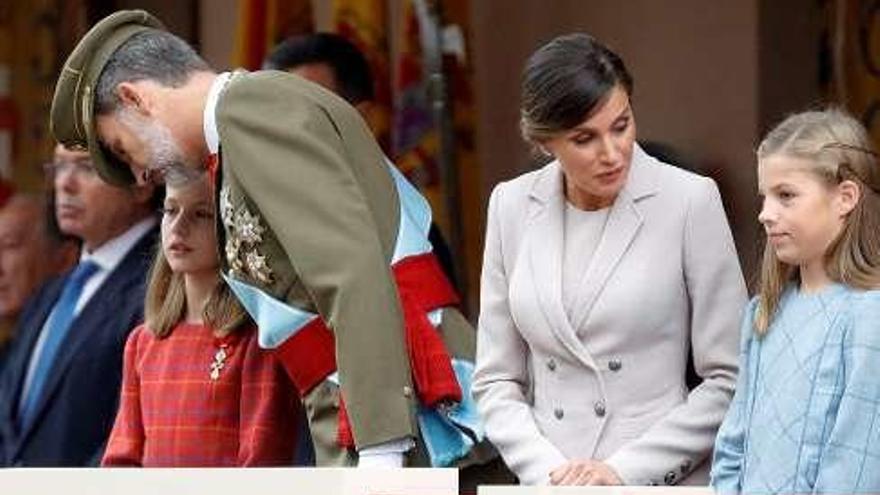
[755,108,880,334]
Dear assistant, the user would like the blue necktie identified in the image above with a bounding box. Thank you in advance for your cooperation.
[18,260,100,427]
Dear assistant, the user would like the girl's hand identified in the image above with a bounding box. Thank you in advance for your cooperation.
[550,459,623,486]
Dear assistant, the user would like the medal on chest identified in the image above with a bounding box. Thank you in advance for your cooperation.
[210,343,231,381]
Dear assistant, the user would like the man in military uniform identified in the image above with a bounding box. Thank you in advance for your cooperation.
[49,10,499,475]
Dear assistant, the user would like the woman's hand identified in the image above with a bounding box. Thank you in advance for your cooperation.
[550,459,623,485]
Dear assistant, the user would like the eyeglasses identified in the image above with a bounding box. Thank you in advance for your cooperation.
[43,159,97,178]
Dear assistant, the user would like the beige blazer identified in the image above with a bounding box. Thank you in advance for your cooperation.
[473,146,746,486]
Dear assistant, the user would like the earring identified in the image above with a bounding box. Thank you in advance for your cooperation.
[537,145,551,157]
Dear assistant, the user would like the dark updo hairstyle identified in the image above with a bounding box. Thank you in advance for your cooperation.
[520,33,633,144]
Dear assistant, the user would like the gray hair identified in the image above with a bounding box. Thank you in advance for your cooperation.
[95,29,210,115]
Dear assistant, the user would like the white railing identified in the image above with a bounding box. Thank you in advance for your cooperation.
[479,487,714,495]
[0,467,721,495]
[0,467,458,495]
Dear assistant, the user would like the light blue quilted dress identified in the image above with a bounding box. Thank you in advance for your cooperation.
[712,284,880,494]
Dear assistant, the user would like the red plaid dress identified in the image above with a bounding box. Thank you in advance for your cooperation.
[102,322,302,466]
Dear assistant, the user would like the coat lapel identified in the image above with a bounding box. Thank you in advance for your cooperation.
[15,229,156,444]
[21,296,118,429]
[0,279,63,431]
[527,162,598,372]
[569,145,660,333]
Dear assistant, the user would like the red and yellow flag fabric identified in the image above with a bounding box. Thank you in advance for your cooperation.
[436,0,481,312]
[331,0,480,310]
[234,0,314,70]
[392,0,442,218]
[1,0,85,192]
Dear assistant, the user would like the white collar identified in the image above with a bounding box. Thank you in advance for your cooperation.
[203,71,232,155]
[81,217,157,272]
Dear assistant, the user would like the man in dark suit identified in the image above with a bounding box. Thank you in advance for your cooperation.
[0,144,158,466]
[0,194,78,372]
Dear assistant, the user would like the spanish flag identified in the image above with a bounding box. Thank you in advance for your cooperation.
[392,0,443,220]
[234,0,314,70]
[442,0,481,311]
[392,0,481,310]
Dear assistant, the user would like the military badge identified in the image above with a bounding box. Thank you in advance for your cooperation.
[220,185,274,284]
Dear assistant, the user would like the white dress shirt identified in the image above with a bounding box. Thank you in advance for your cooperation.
[20,217,157,405]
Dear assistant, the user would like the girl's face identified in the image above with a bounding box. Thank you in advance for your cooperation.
[542,85,636,210]
[758,155,855,272]
[161,176,218,276]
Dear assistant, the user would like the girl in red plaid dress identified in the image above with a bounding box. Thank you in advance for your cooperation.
[102,173,303,466]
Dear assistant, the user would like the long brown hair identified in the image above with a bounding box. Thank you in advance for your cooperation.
[755,108,880,334]
[143,175,250,338]
[143,249,250,338]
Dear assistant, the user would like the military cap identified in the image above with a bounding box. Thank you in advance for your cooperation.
[50,10,165,186]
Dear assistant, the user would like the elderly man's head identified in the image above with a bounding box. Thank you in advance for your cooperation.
[49,144,157,252]
[0,194,77,318]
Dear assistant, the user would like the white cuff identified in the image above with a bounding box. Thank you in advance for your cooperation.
[356,437,415,468]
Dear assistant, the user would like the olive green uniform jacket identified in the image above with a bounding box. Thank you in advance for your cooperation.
[212,71,483,467]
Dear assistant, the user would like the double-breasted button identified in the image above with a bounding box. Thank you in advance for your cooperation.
[593,400,606,417]
[547,358,557,371]
[664,470,677,485]
[608,358,622,372]
[403,385,413,398]
[554,408,564,420]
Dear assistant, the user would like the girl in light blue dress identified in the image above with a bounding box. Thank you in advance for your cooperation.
[711,109,880,494]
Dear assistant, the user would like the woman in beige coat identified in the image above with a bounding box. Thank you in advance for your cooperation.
[473,33,747,487]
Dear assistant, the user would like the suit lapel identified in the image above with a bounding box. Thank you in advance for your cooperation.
[527,162,598,372]
[15,229,156,444]
[0,278,63,431]
[569,146,660,333]
[18,294,117,438]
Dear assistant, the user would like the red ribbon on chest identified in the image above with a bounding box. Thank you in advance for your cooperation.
[271,252,462,448]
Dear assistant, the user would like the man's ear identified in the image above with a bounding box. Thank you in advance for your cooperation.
[116,82,152,117]
[837,179,861,217]
[130,182,158,207]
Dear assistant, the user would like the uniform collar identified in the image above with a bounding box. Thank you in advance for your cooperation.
[203,71,231,155]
